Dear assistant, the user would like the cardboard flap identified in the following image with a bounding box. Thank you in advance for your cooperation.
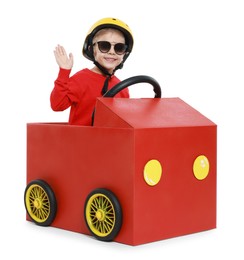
[93,97,216,128]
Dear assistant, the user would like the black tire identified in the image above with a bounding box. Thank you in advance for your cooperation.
[24,179,57,226]
[84,188,122,242]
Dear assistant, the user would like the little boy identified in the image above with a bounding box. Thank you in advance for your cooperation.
[50,17,134,125]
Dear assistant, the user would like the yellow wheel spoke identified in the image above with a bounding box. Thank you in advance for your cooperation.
[86,193,116,237]
[26,184,51,223]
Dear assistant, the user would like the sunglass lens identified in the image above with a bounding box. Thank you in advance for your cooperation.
[115,43,127,54]
[97,41,111,53]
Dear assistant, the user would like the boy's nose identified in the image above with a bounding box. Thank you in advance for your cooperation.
[108,45,116,54]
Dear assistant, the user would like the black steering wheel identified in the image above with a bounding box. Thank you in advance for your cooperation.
[91,75,161,125]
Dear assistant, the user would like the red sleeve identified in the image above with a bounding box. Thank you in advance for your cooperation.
[50,68,77,111]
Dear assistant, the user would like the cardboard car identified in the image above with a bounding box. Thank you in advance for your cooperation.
[24,75,217,246]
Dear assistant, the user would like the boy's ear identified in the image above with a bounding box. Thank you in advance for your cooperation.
[88,45,93,54]
[87,45,94,59]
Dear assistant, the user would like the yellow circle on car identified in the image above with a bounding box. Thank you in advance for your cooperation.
[144,159,162,186]
[193,155,209,180]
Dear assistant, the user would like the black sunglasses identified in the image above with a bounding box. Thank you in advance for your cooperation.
[93,41,128,55]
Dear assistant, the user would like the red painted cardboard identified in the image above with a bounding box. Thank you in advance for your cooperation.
[26,97,217,245]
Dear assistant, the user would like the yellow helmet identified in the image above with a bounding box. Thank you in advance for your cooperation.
[82,17,134,62]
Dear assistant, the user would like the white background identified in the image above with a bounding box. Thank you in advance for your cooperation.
[1,0,244,259]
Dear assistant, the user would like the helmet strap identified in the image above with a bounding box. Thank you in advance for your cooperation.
[101,75,111,95]
[91,42,129,94]
[94,60,112,77]
[93,60,124,95]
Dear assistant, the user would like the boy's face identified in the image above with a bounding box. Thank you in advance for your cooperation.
[93,29,126,74]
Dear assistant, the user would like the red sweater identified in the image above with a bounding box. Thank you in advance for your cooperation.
[50,68,129,125]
